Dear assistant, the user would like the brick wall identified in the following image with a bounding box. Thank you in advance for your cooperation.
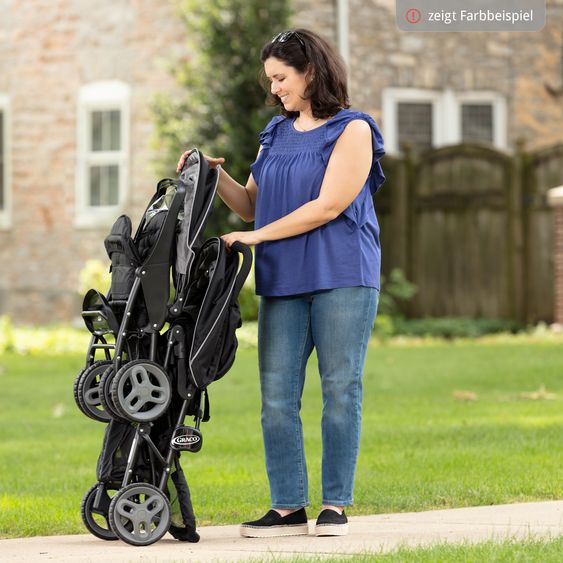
[0,0,188,323]
[292,0,336,44]
[344,0,563,144]
[292,1,563,143]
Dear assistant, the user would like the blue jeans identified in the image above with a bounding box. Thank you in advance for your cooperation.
[258,286,379,509]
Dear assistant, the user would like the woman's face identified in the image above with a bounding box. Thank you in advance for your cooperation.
[264,57,310,113]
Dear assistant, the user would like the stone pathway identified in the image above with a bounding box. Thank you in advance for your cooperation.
[1,500,562,562]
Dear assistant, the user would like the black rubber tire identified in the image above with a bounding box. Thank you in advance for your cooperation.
[80,483,118,541]
[73,367,87,416]
[99,366,129,423]
[76,360,113,423]
[110,360,171,423]
[108,483,171,546]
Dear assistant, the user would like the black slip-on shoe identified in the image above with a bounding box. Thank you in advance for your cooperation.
[239,508,309,538]
[315,509,348,536]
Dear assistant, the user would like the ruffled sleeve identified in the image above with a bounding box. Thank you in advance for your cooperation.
[321,110,386,196]
[250,115,285,184]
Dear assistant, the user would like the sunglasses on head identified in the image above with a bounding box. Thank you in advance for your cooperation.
[271,30,306,55]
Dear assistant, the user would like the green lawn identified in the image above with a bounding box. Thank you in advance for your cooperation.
[261,537,563,562]
[0,338,562,537]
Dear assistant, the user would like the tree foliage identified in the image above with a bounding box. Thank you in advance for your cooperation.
[151,0,290,233]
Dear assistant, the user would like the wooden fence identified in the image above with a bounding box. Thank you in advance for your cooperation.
[373,142,563,322]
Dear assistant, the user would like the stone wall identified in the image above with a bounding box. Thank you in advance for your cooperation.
[292,0,337,45]
[344,0,563,145]
[0,0,188,323]
[291,1,563,145]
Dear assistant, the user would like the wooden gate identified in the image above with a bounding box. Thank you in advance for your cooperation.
[373,142,563,321]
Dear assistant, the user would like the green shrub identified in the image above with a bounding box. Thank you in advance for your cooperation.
[0,319,91,356]
[78,259,111,296]
[374,314,395,342]
[239,284,259,322]
[0,319,258,356]
[378,269,417,316]
[392,317,526,339]
[238,249,259,322]
[0,315,15,354]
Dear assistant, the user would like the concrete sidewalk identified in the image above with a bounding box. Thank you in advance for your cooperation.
[1,501,562,562]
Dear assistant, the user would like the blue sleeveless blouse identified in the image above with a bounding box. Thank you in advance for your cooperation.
[250,108,385,297]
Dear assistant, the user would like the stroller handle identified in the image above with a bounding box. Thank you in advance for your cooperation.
[178,148,202,185]
[230,241,253,297]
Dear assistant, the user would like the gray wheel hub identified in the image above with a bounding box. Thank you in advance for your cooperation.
[110,484,170,545]
[112,361,171,422]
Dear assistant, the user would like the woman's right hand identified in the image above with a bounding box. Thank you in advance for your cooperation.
[176,150,225,173]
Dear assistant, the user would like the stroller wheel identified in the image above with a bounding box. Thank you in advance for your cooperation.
[111,360,172,423]
[76,360,113,423]
[81,483,118,541]
[73,368,87,415]
[109,483,171,546]
[99,366,129,423]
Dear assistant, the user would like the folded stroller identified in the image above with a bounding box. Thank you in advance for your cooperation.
[73,150,252,546]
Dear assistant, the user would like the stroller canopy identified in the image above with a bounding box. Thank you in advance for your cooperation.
[175,150,219,290]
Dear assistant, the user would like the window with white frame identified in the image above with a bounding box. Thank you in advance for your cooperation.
[0,95,10,230]
[397,102,433,153]
[456,91,506,147]
[461,103,493,144]
[76,81,130,227]
[382,88,506,154]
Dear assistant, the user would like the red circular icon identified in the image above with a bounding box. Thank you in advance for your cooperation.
[405,8,422,24]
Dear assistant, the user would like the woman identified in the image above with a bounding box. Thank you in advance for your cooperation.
[177,28,385,538]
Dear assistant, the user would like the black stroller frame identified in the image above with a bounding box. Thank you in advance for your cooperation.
[74,150,252,546]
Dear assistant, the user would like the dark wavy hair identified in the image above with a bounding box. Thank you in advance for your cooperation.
[259,28,350,119]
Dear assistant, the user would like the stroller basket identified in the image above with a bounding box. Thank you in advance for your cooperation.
[73,149,252,546]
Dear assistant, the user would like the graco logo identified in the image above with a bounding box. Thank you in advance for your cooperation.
[172,435,201,447]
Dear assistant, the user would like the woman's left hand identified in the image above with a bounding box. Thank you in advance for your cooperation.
[221,230,263,249]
